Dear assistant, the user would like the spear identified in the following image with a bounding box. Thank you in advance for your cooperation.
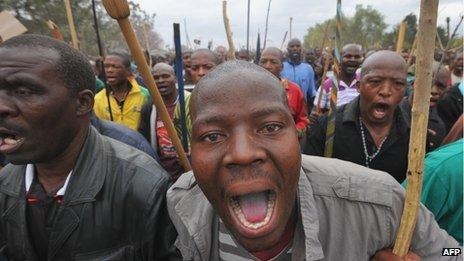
[173,23,189,151]
[393,0,439,256]
[102,0,192,172]
[222,1,236,60]
[63,0,79,50]
[263,0,272,49]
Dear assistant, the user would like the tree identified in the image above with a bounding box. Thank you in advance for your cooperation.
[303,5,386,49]
[0,0,164,56]
[344,5,387,48]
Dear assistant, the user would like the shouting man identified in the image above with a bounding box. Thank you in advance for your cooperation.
[93,51,151,130]
[166,60,459,260]
[304,50,410,182]
[0,35,178,260]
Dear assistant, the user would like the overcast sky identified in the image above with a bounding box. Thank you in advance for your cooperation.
[135,0,463,50]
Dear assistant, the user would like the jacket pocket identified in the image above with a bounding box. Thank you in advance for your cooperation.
[74,244,137,261]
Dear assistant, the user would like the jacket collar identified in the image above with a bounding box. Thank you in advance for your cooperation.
[0,126,107,259]
[172,173,215,260]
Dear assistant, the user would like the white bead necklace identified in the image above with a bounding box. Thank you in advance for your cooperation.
[359,117,388,168]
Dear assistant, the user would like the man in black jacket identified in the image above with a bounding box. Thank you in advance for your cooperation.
[437,82,463,134]
[0,35,179,260]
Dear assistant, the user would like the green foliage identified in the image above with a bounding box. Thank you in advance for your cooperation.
[304,5,387,49]
[0,0,163,56]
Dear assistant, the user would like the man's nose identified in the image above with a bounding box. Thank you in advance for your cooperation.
[378,81,393,97]
[223,129,266,168]
[198,67,208,76]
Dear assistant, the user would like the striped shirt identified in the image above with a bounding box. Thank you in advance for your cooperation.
[218,219,293,261]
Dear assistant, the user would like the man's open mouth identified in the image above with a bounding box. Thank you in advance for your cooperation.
[229,190,276,230]
[0,130,26,154]
[372,102,389,119]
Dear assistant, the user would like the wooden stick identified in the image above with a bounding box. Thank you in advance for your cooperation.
[289,17,293,39]
[102,0,192,172]
[222,1,236,60]
[319,22,330,56]
[396,19,407,53]
[280,31,288,50]
[263,0,272,49]
[406,35,417,68]
[315,47,333,114]
[63,0,79,50]
[393,0,439,256]
[142,22,152,67]
[436,31,444,50]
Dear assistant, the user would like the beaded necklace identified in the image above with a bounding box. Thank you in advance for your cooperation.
[359,117,388,168]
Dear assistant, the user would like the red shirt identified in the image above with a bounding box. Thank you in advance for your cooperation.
[281,79,309,136]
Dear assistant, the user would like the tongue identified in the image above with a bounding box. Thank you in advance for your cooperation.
[238,191,268,223]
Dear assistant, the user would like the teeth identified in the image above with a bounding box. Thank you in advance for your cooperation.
[3,137,19,145]
[230,191,276,230]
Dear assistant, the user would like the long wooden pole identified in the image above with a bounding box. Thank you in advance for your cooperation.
[102,0,191,172]
[280,31,288,50]
[396,19,407,53]
[289,17,293,39]
[223,1,236,60]
[63,0,79,50]
[393,0,439,256]
[263,0,272,49]
[246,0,250,53]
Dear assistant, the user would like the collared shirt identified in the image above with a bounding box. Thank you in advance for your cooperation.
[402,139,463,244]
[313,73,360,109]
[25,165,72,260]
[94,76,151,130]
[281,61,317,100]
[303,97,410,182]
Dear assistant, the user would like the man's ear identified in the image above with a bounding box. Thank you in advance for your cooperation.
[356,81,361,93]
[76,89,94,116]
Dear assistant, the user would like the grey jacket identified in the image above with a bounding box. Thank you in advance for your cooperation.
[0,126,180,260]
[167,155,460,260]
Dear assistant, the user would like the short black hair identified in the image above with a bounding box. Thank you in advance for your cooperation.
[262,47,284,63]
[1,34,95,94]
[106,50,132,69]
[191,48,219,64]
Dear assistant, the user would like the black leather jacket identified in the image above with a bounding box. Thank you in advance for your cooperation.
[0,127,180,260]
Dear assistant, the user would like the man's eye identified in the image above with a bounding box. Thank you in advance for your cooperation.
[258,123,283,134]
[201,132,225,143]
[14,88,32,96]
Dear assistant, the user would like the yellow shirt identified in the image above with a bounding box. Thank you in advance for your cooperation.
[94,77,150,130]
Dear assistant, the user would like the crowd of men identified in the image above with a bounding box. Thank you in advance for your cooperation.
[0,33,462,260]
